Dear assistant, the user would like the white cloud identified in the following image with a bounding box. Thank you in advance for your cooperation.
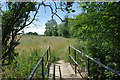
[24,27,46,35]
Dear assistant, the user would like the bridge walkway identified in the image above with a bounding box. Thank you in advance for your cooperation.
[49,60,81,80]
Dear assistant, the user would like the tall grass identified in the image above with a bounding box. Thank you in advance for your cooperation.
[17,35,75,62]
[3,35,75,78]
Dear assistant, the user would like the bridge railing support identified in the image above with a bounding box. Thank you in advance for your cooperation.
[87,58,90,80]
[42,58,44,80]
[69,46,70,59]
[28,46,51,80]
[74,49,76,74]
[68,45,120,79]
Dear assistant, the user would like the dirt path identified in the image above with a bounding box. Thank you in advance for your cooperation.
[49,60,79,79]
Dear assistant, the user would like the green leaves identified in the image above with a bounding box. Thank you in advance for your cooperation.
[3,49,43,78]
[70,2,120,79]
[67,9,75,13]
[44,19,58,36]
[71,10,75,12]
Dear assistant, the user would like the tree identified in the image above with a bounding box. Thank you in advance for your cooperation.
[44,19,58,36]
[44,29,52,36]
[57,15,71,38]
[2,2,39,66]
[57,23,64,36]
[53,26,58,36]
[63,15,70,38]
[2,2,74,66]
[70,2,120,79]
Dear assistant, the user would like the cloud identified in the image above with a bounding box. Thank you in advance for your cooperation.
[24,27,46,35]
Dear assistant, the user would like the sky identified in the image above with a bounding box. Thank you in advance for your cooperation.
[1,2,82,35]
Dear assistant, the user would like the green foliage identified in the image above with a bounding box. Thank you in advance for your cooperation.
[44,19,58,36]
[45,15,72,38]
[66,2,75,13]
[58,23,70,38]
[2,35,75,78]
[57,15,71,38]
[70,2,120,79]
[2,2,38,66]
[26,32,38,35]
[3,49,44,78]
[44,30,52,36]
[53,26,58,36]
[57,23,65,36]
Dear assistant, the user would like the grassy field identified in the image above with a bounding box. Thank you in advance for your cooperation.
[3,35,76,78]
[16,35,75,61]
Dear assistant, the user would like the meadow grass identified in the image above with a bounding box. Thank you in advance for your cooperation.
[16,35,75,62]
[3,35,76,78]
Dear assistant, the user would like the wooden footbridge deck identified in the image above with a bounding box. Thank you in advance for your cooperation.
[28,46,120,80]
[49,60,78,79]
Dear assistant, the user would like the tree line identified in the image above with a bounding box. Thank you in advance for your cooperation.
[44,15,71,38]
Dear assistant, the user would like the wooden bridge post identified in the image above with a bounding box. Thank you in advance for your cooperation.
[53,65,55,80]
[59,66,62,80]
[74,49,76,74]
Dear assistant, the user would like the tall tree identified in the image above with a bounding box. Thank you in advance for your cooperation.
[44,19,58,36]
[57,15,71,38]
[53,26,58,36]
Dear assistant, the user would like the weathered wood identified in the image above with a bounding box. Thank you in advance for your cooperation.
[49,60,78,80]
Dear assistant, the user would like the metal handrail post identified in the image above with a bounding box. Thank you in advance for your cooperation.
[88,58,90,80]
[74,49,76,74]
[47,50,49,76]
[69,46,70,60]
[42,58,44,80]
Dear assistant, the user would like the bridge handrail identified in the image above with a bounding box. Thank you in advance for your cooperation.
[69,54,89,77]
[69,45,120,78]
[28,46,50,80]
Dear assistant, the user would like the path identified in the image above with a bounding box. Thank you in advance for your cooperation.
[49,60,80,80]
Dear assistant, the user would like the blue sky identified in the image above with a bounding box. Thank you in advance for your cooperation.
[2,2,82,35]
